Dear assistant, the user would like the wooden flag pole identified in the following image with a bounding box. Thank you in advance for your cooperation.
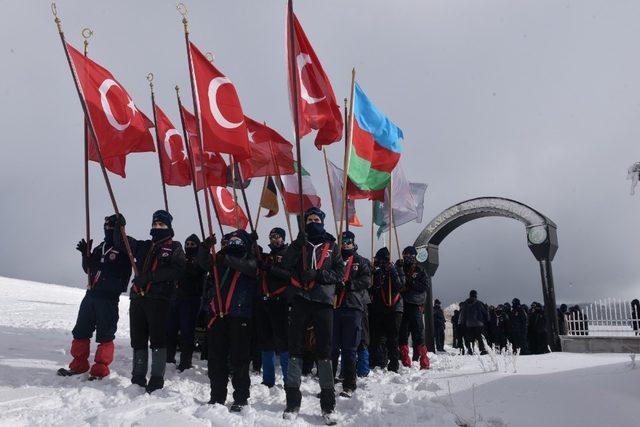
[370,200,375,263]
[229,155,241,229]
[52,4,138,276]
[235,161,257,234]
[254,176,268,233]
[175,86,206,240]
[322,147,339,237]
[393,218,401,257]
[338,68,356,250]
[147,73,170,212]
[82,28,92,288]
[387,176,393,259]
[265,128,293,240]
[343,97,350,235]
[178,3,223,316]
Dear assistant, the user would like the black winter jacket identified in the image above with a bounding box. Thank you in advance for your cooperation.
[370,263,404,313]
[82,240,132,299]
[398,261,428,306]
[433,305,446,329]
[258,244,290,301]
[116,234,186,301]
[335,252,372,312]
[459,297,489,328]
[272,232,344,306]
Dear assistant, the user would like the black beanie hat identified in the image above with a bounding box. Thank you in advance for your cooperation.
[470,290,478,298]
[185,234,200,246]
[402,246,417,256]
[304,207,325,223]
[270,227,286,240]
[375,247,391,261]
[104,213,125,228]
[152,210,173,228]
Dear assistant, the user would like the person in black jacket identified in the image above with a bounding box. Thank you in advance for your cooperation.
[59,214,132,379]
[433,299,445,352]
[331,231,371,397]
[166,234,206,371]
[273,207,344,421]
[488,304,511,351]
[458,290,489,355]
[256,227,290,388]
[198,229,258,412]
[631,299,640,336]
[528,302,548,354]
[369,247,404,372]
[397,246,430,370]
[451,309,463,353]
[510,298,529,354]
[117,210,186,393]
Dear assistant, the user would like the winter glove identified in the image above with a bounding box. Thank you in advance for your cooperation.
[344,280,352,291]
[203,234,217,249]
[76,238,93,255]
[395,259,404,268]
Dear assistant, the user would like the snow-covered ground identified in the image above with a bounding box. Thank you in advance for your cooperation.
[0,276,637,427]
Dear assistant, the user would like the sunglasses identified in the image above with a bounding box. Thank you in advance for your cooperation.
[185,242,198,248]
[227,239,245,246]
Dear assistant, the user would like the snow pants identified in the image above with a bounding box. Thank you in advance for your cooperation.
[369,310,402,371]
[399,303,425,347]
[331,308,362,391]
[130,298,170,350]
[72,292,119,343]
[166,296,199,360]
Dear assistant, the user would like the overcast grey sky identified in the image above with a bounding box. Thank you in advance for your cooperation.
[1,0,639,305]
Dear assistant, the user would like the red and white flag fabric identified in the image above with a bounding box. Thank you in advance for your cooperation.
[281,162,321,214]
[239,117,295,179]
[210,186,248,230]
[180,105,228,189]
[189,42,251,161]
[68,43,154,169]
[154,105,191,187]
[287,8,343,149]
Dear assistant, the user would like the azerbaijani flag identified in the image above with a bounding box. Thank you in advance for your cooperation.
[348,83,404,191]
[281,162,321,214]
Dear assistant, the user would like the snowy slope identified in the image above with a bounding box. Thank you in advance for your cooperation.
[0,276,637,427]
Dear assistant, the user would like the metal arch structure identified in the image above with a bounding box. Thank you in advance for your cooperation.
[413,197,561,351]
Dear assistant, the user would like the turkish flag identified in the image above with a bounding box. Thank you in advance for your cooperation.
[287,10,343,149]
[154,105,191,187]
[68,43,154,164]
[239,117,295,179]
[209,186,248,230]
[189,42,251,161]
[180,105,228,189]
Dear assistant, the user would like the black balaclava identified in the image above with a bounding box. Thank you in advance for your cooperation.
[374,247,391,268]
[184,234,200,258]
[268,227,286,251]
[226,229,250,257]
[340,230,356,260]
[150,210,174,242]
[304,207,326,244]
[103,213,124,247]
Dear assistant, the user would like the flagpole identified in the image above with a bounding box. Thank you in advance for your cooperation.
[178,3,223,316]
[82,28,92,289]
[265,126,293,240]
[175,86,206,240]
[393,219,401,257]
[370,200,375,263]
[229,155,240,228]
[147,73,170,212]
[387,176,394,259]
[51,4,138,277]
[322,147,339,237]
[343,97,350,235]
[254,176,268,233]
[235,160,257,234]
[338,68,356,250]
[287,0,307,254]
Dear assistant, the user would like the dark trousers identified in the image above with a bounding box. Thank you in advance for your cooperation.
[255,299,289,352]
[166,296,200,358]
[464,326,486,354]
[331,308,362,390]
[130,298,170,350]
[72,293,119,343]
[207,316,252,404]
[434,325,445,351]
[399,303,425,346]
[369,311,402,371]
[288,297,333,359]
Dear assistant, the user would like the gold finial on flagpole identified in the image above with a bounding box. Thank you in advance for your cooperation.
[205,51,215,63]
[82,28,93,56]
[177,3,188,33]
[51,3,62,33]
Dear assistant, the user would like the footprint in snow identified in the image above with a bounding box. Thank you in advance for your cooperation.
[393,392,409,404]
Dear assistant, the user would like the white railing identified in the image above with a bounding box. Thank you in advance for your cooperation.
[565,298,640,337]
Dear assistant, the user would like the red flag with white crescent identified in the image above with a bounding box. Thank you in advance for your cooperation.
[189,42,251,161]
[180,105,228,189]
[287,9,343,149]
[67,43,154,164]
[154,105,191,187]
[240,117,295,179]
[210,186,248,229]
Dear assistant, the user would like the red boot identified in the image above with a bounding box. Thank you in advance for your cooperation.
[69,338,91,374]
[399,345,412,367]
[90,341,114,378]
[418,344,430,370]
